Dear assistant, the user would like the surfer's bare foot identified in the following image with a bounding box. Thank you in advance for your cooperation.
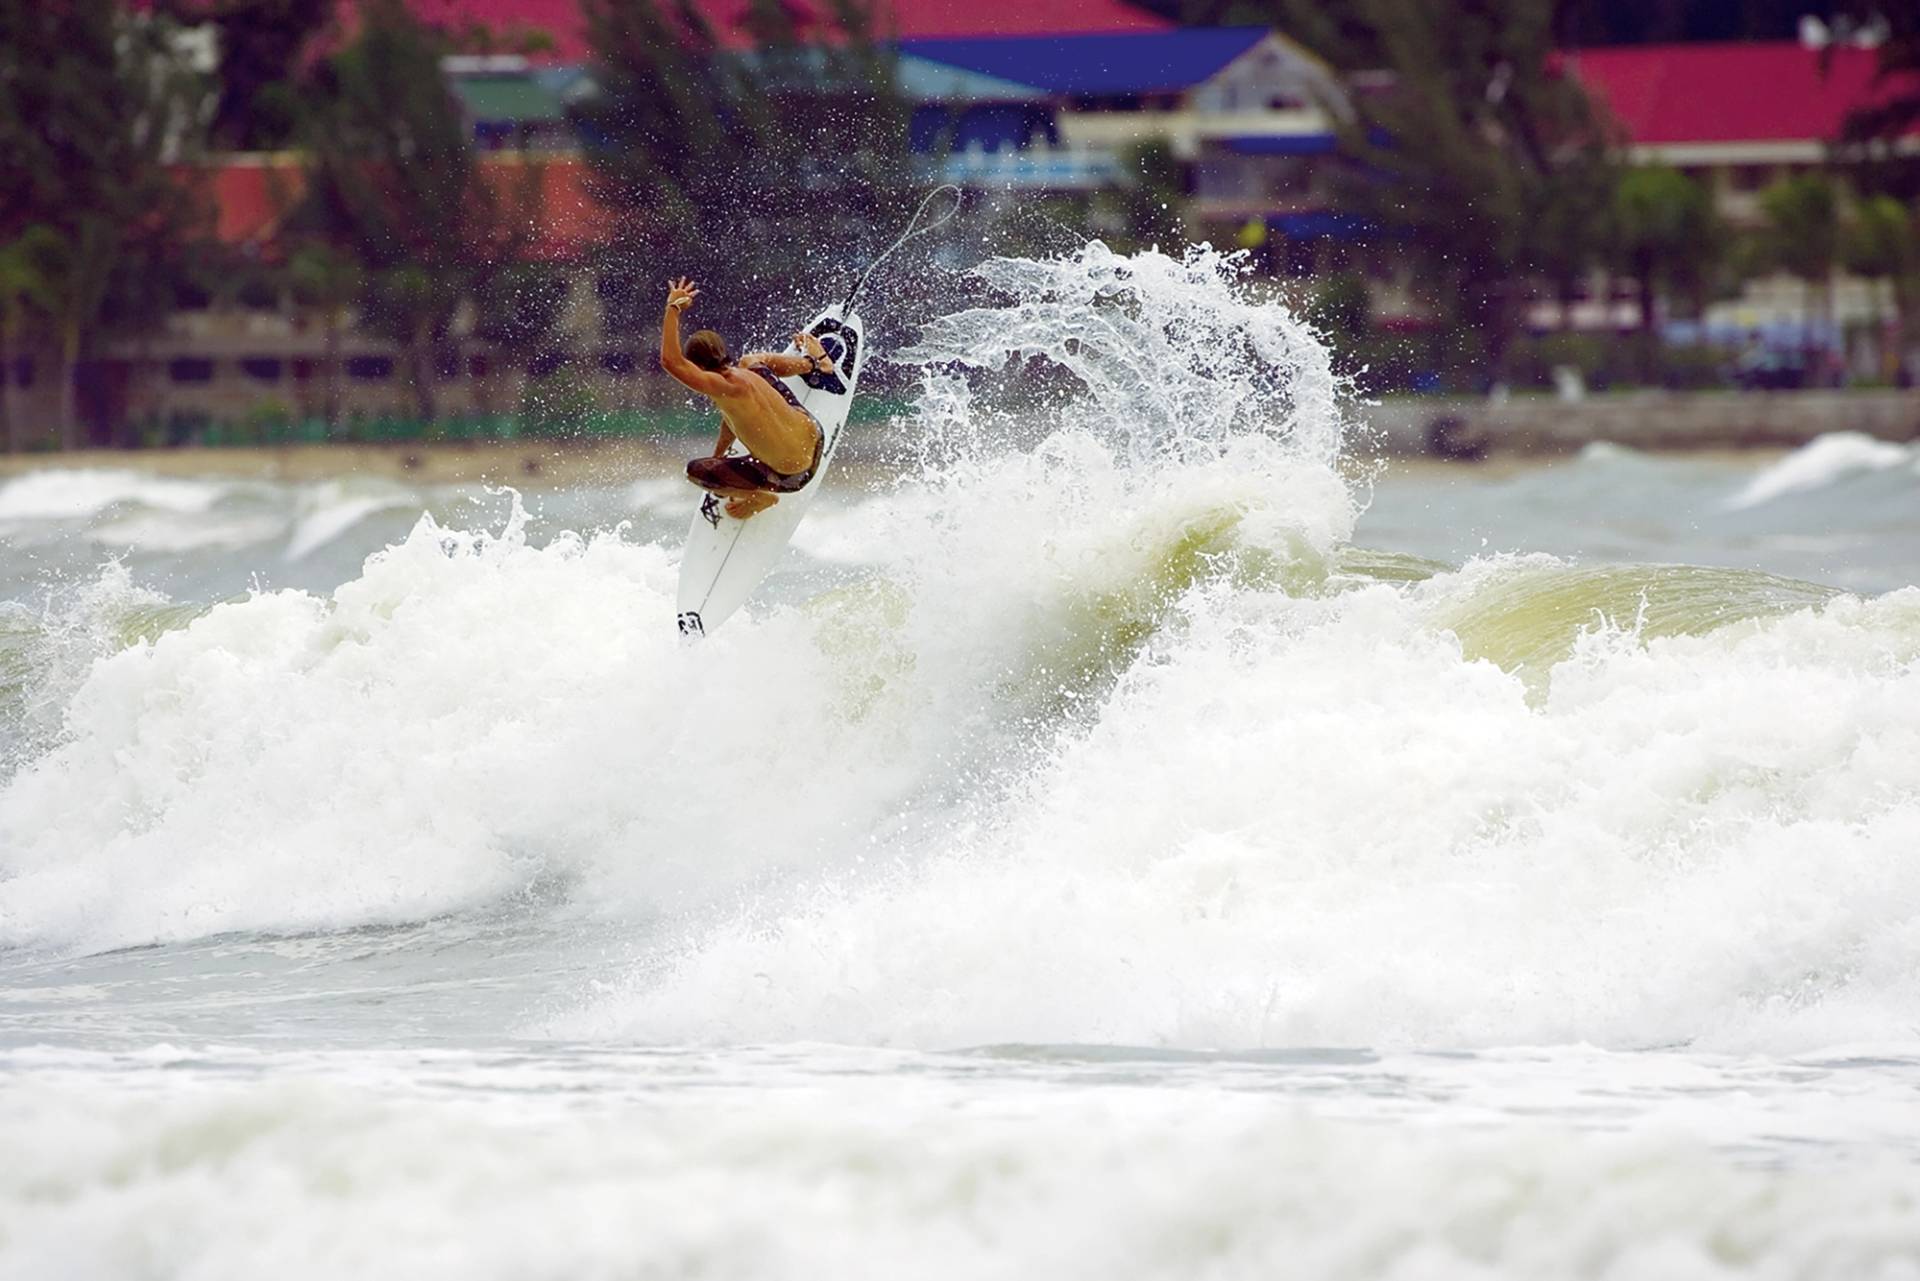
[726,492,777,519]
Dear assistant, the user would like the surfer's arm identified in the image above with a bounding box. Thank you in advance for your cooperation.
[711,421,736,458]
[740,333,835,379]
[660,280,729,397]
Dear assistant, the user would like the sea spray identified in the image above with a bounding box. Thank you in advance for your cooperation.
[0,565,203,782]
[577,577,1920,1054]
[0,504,923,953]
[558,255,1920,1055]
[897,240,1348,469]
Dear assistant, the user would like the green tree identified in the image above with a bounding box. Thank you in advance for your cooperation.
[1100,140,1187,253]
[475,264,571,412]
[1289,0,1619,387]
[1843,193,1918,375]
[156,0,336,151]
[0,228,61,453]
[288,242,364,433]
[1612,165,1721,334]
[297,0,541,423]
[0,2,211,448]
[575,0,911,332]
[1532,144,1622,327]
[1835,6,1920,200]
[1758,172,1843,349]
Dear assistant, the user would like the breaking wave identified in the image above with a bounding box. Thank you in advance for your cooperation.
[4,245,1918,1059]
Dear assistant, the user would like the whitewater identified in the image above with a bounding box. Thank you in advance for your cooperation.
[4,243,1920,1279]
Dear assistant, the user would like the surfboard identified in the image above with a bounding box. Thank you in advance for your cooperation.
[675,306,866,637]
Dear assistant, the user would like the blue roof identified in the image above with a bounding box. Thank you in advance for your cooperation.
[1221,134,1337,156]
[898,27,1268,97]
[1267,211,1380,241]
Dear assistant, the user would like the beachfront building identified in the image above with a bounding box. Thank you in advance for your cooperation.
[21,4,1918,445]
[1563,39,1920,344]
[897,27,1389,278]
[21,0,1196,446]
[900,28,1341,193]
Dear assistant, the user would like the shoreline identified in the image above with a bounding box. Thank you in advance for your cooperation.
[0,440,692,490]
[0,439,1795,490]
[1361,388,1920,457]
[8,387,1914,488]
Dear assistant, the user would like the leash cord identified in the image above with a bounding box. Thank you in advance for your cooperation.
[841,184,963,314]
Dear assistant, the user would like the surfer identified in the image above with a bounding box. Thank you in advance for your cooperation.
[661,277,833,519]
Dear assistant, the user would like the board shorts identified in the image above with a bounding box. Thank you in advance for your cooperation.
[686,366,825,495]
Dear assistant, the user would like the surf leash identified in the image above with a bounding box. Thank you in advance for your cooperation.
[841,184,963,315]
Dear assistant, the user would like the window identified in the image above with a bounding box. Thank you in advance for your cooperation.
[169,358,215,383]
[292,358,315,381]
[528,350,568,378]
[240,356,283,382]
[5,357,32,388]
[346,355,392,380]
[436,351,464,379]
[172,279,212,311]
[600,350,638,376]
[468,354,491,379]
[238,278,279,310]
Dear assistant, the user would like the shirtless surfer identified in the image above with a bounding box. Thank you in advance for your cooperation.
[661,277,834,520]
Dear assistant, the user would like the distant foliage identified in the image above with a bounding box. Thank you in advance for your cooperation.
[1292,0,1621,385]
[0,0,211,446]
[295,0,544,422]
[1611,165,1722,329]
[574,0,914,337]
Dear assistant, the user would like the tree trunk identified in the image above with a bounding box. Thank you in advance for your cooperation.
[57,325,79,452]
[1475,284,1515,393]
[1819,271,1836,387]
[324,310,342,435]
[408,325,437,425]
[0,319,14,455]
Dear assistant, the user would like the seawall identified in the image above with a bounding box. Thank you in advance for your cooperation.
[1360,390,1920,458]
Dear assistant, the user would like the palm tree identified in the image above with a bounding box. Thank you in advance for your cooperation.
[0,227,61,453]
[1612,166,1720,336]
[288,243,363,434]
[1843,194,1918,378]
[1758,173,1843,366]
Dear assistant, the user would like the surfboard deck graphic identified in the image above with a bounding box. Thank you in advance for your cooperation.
[675,307,865,637]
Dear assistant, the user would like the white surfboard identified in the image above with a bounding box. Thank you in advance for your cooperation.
[675,306,866,637]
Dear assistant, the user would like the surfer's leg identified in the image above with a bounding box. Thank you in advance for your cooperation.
[688,455,776,493]
[686,456,781,519]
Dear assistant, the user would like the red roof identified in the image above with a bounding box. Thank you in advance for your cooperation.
[174,155,610,261]
[1564,41,1920,147]
[170,160,309,251]
[401,0,1167,60]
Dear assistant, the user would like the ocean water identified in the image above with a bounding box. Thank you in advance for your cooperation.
[4,245,1920,1279]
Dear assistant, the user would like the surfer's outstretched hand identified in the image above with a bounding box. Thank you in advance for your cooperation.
[667,278,698,311]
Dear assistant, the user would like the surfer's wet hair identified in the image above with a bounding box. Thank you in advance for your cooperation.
[685,330,730,372]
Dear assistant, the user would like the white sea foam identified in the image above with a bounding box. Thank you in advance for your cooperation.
[6,247,1920,1062]
[0,502,912,951]
[0,428,1347,959]
[1725,431,1916,510]
[576,573,1920,1054]
[5,1056,1919,1281]
[0,468,232,521]
[89,510,288,553]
